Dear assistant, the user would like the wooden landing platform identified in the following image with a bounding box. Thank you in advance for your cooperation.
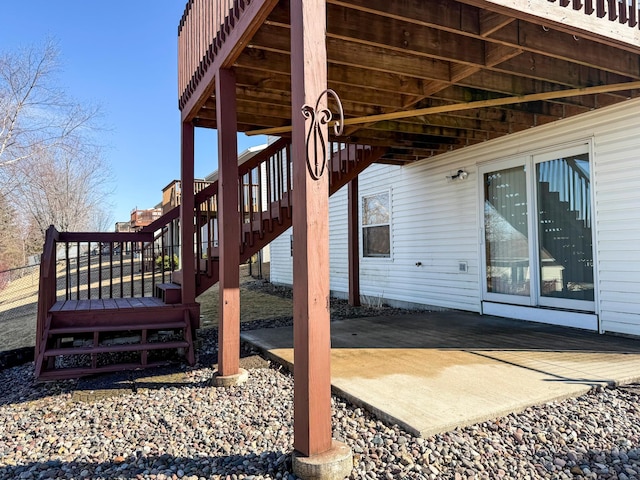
[48,298,199,329]
[36,297,200,380]
[51,297,167,312]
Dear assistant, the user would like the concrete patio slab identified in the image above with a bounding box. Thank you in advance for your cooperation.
[241,312,640,437]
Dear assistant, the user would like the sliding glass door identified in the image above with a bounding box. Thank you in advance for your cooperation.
[481,144,595,312]
[535,147,594,310]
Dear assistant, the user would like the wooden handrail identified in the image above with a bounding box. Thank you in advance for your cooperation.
[59,232,153,243]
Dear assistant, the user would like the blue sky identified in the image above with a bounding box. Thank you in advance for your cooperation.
[3,2,266,226]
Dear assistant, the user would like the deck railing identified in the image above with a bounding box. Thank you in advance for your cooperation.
[178,0,251,110]
[35,218,184,354]
[549,0,638,28]
[162,179,215,214]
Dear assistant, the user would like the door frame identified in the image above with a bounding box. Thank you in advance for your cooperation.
[478,139,598,317]
[531,143,596,312]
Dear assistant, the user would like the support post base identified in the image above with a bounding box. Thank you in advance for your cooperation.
[292,440,353,480]
[211,368,248,387]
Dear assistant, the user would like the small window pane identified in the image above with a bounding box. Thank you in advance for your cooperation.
[363,225,390,257]
[363,193,390,225]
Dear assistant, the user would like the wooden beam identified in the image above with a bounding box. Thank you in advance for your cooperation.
[246,20,631,106]
[479,10,516,36]
[290,0,333,458]
[489,19,640,79]
[251,23,452,81]
[236,48,436,97]
[216,68,241,378]
[246,81,640,135]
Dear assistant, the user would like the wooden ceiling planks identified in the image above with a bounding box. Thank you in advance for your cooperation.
[188,0,640,163]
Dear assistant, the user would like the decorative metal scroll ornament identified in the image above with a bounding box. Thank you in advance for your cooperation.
[301,89,344,180]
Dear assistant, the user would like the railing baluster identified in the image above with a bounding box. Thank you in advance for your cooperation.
[196,201,203,273]
[248,170,254,233]
[86,242,91,300]
[266,155,273,224]
[278,151,284,214]
[619,0,628,23]
[585,0,594,14]
[98,243,102,299]
[607,0,618,20]
[76,241,81,300]
[65,242,70,300]
[258,165,264,236]
[597,0,607,17]
[286,144,293,210]
[161,226,166,285]
[109,243,113,298]
[139,242,145,297]
[119,242,124,298]
[130,241,134,297]
[150,239,155,294]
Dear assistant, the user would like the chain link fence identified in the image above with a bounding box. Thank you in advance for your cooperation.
[0,263,47,353]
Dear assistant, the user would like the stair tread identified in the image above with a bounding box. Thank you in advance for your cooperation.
[44,340,190,357]
[48,322,187,335]
[50,297,167,312]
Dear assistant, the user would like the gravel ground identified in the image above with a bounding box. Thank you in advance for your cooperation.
[3,284,640,479]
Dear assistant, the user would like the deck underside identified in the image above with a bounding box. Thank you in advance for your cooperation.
[182,0,640,164]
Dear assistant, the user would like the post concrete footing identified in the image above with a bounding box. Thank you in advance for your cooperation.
[292,440,353,480]
[211,368,248,387]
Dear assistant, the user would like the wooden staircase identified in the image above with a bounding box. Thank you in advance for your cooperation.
[35,138,386,380]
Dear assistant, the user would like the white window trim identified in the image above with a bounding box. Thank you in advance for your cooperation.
[360,188,393,261]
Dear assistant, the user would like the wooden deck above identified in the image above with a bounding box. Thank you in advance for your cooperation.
[178,0,640,164]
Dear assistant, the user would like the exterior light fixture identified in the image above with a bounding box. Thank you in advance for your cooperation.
[447,169,469,181]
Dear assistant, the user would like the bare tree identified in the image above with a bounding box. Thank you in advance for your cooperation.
[0,41,99,185]
[0,41,112,260]
[0,194,23,270]
[10,142,113,243]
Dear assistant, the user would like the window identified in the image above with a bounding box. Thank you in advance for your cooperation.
[362,191,391,258]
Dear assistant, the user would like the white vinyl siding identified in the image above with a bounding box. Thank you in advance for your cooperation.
[269,227,293,286]
[269,97,640,335]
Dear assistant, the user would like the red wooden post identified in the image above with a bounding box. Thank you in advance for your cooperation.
[180,121,196,305]
[215,68,242,380]
[291,0,332,458]
[290,2,353,472]
[348,177,361,307]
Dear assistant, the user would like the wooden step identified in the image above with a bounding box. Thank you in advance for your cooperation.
[37,361,173,381]
[44,340,190,357]
[155,283,182,304]
[48,321,187,335]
